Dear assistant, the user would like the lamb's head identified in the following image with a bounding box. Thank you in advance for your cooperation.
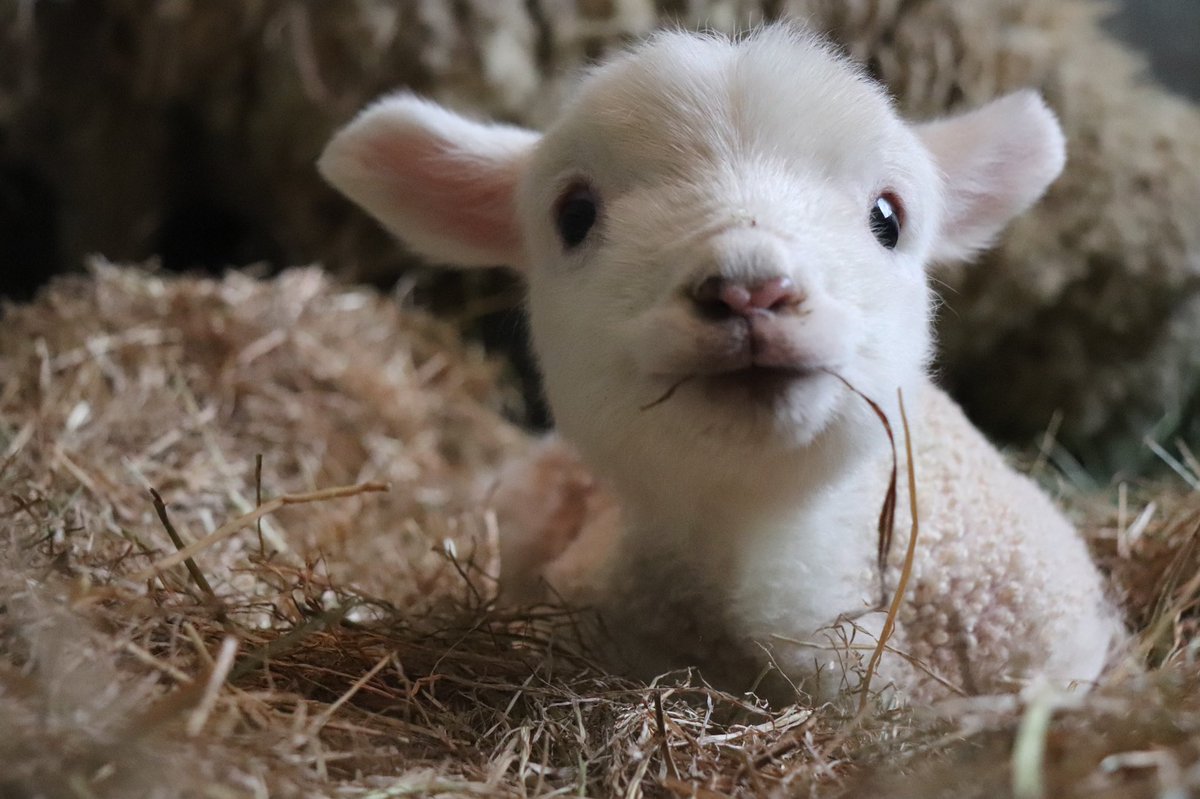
[320,26,1065,507]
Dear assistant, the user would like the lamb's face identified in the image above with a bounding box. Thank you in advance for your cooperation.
[518,32,940,468]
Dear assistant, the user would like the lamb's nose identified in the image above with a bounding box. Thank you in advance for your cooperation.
[691,276,802,319]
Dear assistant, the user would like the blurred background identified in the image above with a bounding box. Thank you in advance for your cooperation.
[1,0,1198,476]
[1107,0,1200,100]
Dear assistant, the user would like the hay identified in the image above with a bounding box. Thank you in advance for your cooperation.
[2,264,1199,798]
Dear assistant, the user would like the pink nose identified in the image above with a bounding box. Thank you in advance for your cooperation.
[692,276,803,318]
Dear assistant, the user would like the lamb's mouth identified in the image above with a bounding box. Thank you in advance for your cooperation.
[702,365,820,399]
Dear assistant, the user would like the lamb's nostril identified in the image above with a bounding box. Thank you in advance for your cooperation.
[716,283,754,314]
[750,276,801,312]
[691,276,738,319]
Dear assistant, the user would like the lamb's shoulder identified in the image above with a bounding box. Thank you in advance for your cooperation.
[898,382,1120,695]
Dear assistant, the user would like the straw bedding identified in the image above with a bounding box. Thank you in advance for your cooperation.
[1,263,1198,798]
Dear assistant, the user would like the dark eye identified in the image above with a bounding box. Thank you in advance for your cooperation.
[555,183,598,249]
[869,193,902,249]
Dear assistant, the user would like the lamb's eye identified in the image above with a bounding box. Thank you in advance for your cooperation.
[869,194,902,250]
[555,183,598,249]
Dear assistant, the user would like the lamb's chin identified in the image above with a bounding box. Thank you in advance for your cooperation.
[666,368,844,451]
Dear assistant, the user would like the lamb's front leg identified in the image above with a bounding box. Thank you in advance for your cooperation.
[490,437,620,605]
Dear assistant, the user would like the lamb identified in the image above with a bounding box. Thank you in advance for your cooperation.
[318,26,1123,704]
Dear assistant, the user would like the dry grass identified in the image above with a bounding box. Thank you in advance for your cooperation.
[1,263,1198,798]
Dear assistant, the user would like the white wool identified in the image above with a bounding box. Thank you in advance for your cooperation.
[320,25,1122,703]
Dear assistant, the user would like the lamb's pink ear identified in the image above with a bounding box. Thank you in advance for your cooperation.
[918,90,1066,263]
[318,93,539,269]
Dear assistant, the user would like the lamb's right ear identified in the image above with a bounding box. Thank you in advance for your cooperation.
[318,94,539,269]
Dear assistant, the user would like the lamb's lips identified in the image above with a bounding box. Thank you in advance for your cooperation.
[684,311,843,377]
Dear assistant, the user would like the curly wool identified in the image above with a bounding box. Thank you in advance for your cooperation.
[888,385,1120,699]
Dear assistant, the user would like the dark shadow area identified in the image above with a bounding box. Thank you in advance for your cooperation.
[153,107,284,274]
[0,157,59,303]
[1105,0,1200,100]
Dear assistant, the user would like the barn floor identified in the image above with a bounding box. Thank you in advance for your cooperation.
[1,263,1198,798]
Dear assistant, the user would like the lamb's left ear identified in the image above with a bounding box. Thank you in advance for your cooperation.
[918,90,1066,263]
[318,93,539,269]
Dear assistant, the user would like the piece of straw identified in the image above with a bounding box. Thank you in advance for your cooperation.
[150,488,215,597]
[858,387,919,714]
[131,481,388,583]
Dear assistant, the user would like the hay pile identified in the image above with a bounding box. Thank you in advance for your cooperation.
[2,265,1199,798]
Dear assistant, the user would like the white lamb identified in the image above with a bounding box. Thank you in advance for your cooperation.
[319,26,1123,703]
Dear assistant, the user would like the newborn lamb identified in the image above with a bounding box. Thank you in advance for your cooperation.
[319,26,1122,703]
